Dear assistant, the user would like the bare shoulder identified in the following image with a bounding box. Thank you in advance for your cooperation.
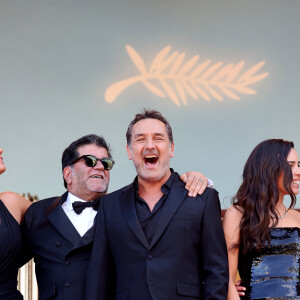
[289,209,300,217]
[0,191,31,223]
[224,205,243,220]
[288,209,300,227]
[0,191,30,207]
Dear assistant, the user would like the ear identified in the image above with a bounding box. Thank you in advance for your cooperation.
[170,142,174,158]
[63,166,72,186]
[127,144,132,160]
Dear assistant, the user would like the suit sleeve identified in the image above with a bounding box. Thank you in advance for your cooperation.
[85,199,116,300]
[19,205,34,267]
[200,189,228,299]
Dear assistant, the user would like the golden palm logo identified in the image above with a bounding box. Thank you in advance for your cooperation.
[105,45,269,106]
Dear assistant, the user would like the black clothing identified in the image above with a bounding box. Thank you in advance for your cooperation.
[22,192,96,300]
[134,172,175,244]
[86,172,228,300]
[0,199,23,300]
[72,198,100,214]
[239,227,300,299]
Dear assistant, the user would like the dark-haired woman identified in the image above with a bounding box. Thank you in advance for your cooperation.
[223,139,300,299]
[0,148,30,299]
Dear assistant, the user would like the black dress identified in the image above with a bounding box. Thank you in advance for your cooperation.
[0,199,23,299]
[239,227,300,300]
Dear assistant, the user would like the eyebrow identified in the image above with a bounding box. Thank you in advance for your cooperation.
[133,133,165,138]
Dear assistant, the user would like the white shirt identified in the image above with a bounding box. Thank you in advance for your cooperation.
[62,192,97,237]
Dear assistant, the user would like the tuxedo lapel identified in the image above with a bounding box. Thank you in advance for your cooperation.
[150,175,187,249]
[119,185,149,249]
[47,193,81,245]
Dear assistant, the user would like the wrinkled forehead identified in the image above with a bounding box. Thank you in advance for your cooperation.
[132,118,168,136]
[76,144,109,158]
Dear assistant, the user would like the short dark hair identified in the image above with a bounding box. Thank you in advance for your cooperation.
[61,134,112,188]
[126,109,173,145]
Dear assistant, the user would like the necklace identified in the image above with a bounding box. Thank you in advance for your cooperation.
[278,205,288,219]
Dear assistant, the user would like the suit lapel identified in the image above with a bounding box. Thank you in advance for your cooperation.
[150,174,187,249]
[119,185,149,249]
[47,192,81,245]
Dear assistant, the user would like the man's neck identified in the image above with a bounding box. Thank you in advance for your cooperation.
[137,172,171,212]
[67,190,105,202]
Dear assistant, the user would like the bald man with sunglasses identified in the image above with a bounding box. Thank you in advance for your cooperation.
[21,134,211,300]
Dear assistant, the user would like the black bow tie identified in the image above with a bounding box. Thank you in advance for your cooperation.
[72,198,100,214]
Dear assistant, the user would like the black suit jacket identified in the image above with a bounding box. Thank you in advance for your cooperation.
[86,172,228,300]
[22,192,96,300]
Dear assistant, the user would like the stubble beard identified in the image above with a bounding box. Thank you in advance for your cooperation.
[133,160,170,182]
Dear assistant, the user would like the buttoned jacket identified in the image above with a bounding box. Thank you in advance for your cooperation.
[22,192,95,300]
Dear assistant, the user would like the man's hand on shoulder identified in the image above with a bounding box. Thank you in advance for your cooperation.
[180,171,212,197]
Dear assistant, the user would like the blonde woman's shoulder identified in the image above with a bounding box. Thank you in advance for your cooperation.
[0,191,31,223]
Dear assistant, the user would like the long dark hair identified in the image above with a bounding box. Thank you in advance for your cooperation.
[233,139,296,253]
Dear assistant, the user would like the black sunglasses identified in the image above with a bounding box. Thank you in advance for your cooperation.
[71,155,115,170]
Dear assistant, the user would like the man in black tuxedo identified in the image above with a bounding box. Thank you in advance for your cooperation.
[22,134,114,300]
[22,134,211,300]
[86,110,229,300]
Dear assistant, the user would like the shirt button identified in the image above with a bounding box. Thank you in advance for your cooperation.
[65,260,70,266]
[147,254,153,260]
[56,241,61,247]
[64,282,71,288]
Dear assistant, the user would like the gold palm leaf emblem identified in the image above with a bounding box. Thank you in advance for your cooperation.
[105,45,269,106]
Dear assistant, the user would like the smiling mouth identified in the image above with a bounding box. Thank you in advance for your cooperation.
[91,175,104,179]
[144,155,158,165]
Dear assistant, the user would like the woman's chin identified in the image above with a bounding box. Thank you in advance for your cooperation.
[0,166,6,175]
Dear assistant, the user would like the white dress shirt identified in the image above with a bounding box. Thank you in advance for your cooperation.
[62,192,97,237]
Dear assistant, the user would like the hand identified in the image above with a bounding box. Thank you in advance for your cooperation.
[235,280,246,296]
[180,171,208,197]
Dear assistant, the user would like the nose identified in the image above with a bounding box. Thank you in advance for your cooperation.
[145,138,155,149]
[294,165,300,176]
[93,160,105,170]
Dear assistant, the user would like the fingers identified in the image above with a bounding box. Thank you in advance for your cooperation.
[185,172,206,197]
[235,280,246,296]
[188,176,201,197]
[180,172,209,197]
[179,173,188,184]
[180,172,193,190]
[197,177,208,195]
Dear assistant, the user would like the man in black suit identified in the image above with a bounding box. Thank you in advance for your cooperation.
[22,134,211,300]
[22,134,114,300]
[86,110,229,300]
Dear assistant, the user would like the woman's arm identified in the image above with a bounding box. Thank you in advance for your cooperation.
[223,206,243,300]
